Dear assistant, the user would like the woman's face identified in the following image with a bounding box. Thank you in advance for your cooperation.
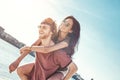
[59,18,73,33]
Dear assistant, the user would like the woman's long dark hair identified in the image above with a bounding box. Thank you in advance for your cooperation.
[54,16,80,57]
[63,16,80,57]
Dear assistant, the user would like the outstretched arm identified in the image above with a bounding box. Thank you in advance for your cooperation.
[63,62,78,80]
[9,38,41,73]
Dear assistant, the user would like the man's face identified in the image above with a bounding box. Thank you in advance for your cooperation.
[38,24,52,39]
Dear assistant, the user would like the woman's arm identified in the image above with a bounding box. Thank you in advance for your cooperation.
[63,62,78,80]
[30,41,68,53]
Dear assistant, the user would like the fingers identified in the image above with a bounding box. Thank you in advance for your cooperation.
[9,65,14,73]
[9,64,16,73]
[20,46,31,54]
[9,61,19,73]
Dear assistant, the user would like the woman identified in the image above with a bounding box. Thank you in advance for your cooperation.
[9,16,80,80]
[48,16,80,80]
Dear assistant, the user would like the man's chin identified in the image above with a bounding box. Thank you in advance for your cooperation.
[39,36,45,39]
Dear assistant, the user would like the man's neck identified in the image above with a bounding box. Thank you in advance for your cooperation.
[41,37,54,46]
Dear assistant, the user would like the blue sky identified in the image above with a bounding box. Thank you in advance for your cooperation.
[0,0,120,80]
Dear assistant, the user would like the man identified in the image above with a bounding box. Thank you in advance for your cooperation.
[16,18,72,80]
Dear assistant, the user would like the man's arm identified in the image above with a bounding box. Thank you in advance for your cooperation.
[9,50,30,73]
[63,62,78,80]
[9,38,41,73]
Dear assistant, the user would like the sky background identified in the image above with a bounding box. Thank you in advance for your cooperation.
[0,0,120,80]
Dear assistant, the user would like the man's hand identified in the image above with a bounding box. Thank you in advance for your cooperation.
[9,60,19,73]
[9,46,31,73]
[20,46,31,54]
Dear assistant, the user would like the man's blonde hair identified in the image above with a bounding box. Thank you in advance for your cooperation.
[41,18,57,40]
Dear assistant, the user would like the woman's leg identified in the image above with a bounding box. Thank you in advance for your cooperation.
[47,72,64,80]
[17,63,34,80]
